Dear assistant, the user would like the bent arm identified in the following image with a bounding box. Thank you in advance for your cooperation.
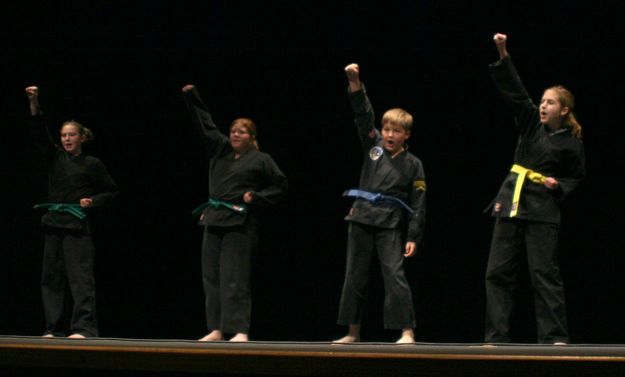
[247,157,288,208]
[87,160,119,208]
[553,143,586,200]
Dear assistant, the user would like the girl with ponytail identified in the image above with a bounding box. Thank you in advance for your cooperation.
[483,34,586,345]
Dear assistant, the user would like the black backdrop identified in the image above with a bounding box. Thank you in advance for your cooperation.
[1,1,624,343]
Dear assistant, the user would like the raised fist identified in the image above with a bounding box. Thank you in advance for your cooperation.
[25,86,39,99]
[493,33,507,46]
[344,63,360,81]
[181,84,195,93]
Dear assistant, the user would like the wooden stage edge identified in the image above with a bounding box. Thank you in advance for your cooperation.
[2,335,625,376]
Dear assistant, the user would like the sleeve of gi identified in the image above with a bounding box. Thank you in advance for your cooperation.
[248,155,288,208]
[348,85,380,147]
[489,56,539,135]
[88,159,119,208]
[553,141,586,201]
[406,160,426,243]
[182,86,230,158]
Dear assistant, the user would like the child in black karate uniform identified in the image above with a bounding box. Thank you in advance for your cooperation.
[27,86,118,338]
[182,84,287,342]
[335,64,426,344]
[484,34,585,344]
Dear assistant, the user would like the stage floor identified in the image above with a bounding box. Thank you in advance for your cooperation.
[2,335,625,376]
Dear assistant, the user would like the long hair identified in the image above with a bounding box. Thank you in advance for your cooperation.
[546,85,582,139]
[230,118,259,149]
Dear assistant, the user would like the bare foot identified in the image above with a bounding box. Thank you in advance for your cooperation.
[333,324,361,344]
[333,335,359,343]
[68,334,86,339]
[229,333,249,342]
[395,335,415,344]
[395,329,415,344]
[198,330,224,341]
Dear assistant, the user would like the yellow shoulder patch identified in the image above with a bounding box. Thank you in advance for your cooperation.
[413,180,426,191]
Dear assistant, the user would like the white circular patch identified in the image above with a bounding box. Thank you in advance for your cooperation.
[369,146,384,161]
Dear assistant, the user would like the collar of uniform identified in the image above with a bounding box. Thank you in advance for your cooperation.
[548,127,569,137]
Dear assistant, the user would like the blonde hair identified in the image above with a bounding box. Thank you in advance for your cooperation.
[546,85,582,139]
[230,118,259,149]
[61,120,94,142]
[381,108,413,132]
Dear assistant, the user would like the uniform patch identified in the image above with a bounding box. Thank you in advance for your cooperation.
[413,180,426,191]
[369,146,384,161]
[368,129,377,139]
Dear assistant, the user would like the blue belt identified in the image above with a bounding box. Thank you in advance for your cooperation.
[343,189,414,214]
[33,203,87,220]
[192,198,247,218]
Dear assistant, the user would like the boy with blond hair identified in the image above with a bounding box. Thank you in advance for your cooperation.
[336,63,426,344]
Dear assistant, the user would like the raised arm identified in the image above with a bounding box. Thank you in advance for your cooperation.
[25,85,57,151]
[181,84,229,156]
[489,34,537,133]
[344,63,378,145]
[493,33,509,60]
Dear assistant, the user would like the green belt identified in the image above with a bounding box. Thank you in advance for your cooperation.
[192,198,247,218]
[33,203,87,220]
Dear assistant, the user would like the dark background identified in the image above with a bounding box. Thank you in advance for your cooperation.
[1,1,623,343]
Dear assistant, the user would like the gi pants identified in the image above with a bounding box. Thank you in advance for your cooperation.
[202,220,257,334]
[338,222,415,329]
[485,217,569,343]
[41,227,98,337]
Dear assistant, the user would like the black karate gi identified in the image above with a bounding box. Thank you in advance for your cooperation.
[31,115,118,337]
[183,88,287,335]
[484,56,585,344]
[337,87,426,330]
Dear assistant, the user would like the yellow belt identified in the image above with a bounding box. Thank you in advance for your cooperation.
[509,164,546,217]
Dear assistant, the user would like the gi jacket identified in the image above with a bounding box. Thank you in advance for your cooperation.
[183,88,287,227]
[30,115,118,232]
[489,56,585,224]
[345,87,426,243]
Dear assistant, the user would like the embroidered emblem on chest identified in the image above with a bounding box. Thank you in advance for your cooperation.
[369,146,384,161]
